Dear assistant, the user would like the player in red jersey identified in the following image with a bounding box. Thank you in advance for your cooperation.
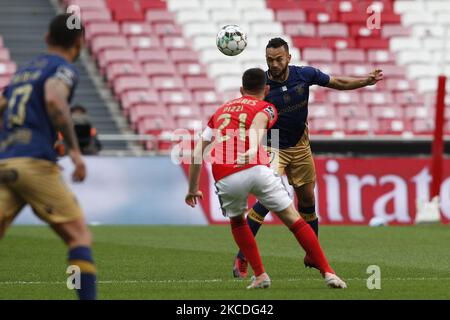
[185,68,346,289]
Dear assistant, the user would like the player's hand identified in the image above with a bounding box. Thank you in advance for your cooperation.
[185,191,203,208]
[366,69,384,85]
[69,149,86,183]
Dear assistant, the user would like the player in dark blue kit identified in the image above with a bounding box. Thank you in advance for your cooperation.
[233,38,383,278]
[0,14,96,300]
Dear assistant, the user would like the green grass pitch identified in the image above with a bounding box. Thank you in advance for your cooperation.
[0,225,449,300]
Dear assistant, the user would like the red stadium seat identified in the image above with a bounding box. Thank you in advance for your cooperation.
[185,77,216,91]
[202,104,219,119]
[81,10,112,25]
[169,104,202,119]
[121,22,152,36]
[412,119,434,135]
[376,119,410,135]
[310,118,345,135]
[160,90,193,105]
[362,92,394,105]
[144,62,177,77]
[335,49,365,63]
[176,118,205,131]
[66,0,106,10]
[128,36,161,49]
[302,48,333,62]
[120,89,160,113]
[170,49,200,64]
[113,9,144,22]
[113,76,151,96]
[146,10,176,24]
[284,23,316,37]
[367,50,396,63]
[371,105,404,119]
[0,48,10,61]
[405,107,434,120]
[0,62,17,76]
[357,38,389,49]
[85,22,120,41]
[337,104,370,119]
[177,63,208,77]
[162,36,189,49]
[98,49,135,73]
[292,37,324,48]
[136,49,169,63]
[386,79,415,92]
[91,35,128,55]
[151,76,184,91]
[276,10,306,23]
[308,103,336,119]
[343,64,373,76]
[312,63,343,75]
[349,25,381,38]
[153,23,183,37]
[346,118,376,134]
[266,0,301,10]
[298,1,328,12]
[106,62,143,86]
[309,89,327,103]
[139,0,167,10]
[138,117,176,135]
[193,91,223,105]
[324,37,356,49]
[376,64,405,78]
[395,92,425,105]
[129,104,167,124]
[307,12,339,23]
[382,25,411,38]
[318,24,349,38]
[328,91,361,104]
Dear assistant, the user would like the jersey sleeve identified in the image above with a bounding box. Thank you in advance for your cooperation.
[300,66,330,87]
[52,63,78,96]
[260,103,278,129]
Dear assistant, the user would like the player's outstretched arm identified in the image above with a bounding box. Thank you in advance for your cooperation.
[186,135,212,207]
[44,77,86,182]
[326,69,384,90]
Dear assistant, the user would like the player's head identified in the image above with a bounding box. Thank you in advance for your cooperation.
[46,13,84,62]
[240,68,270,98]
[266,37,291,79]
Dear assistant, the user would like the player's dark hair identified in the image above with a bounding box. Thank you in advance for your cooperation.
[266,37,289,52]
[242,68,267,93]
[48,13,84,49]
[71,105,87,114]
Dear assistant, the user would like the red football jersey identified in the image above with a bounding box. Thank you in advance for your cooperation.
[206,95,278,181]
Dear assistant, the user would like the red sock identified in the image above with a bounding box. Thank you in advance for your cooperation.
[230,218,265,276]
[290,219,334,275]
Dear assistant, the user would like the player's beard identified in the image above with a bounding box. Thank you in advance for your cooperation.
[269,64,289,82]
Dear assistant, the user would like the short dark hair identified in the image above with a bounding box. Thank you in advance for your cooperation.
[48,14,84,49]
[242,68,266,93]
[266,37,289,52]
[71,105,87,114]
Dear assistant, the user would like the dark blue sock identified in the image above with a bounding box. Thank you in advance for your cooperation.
[68,246,97,300]
[299,205,319,237]
[237,202,270,260]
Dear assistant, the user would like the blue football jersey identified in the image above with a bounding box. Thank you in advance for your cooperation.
[265,65,330,149]
[0,54,78,162]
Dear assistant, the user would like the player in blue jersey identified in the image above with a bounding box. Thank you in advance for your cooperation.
[233,38,383,278]
[0,14,96,300]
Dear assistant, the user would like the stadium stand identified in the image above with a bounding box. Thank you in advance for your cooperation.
[0,0,128,151]
[52,0,450,151]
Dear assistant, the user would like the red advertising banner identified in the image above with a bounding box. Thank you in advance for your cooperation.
[183,157,450,225]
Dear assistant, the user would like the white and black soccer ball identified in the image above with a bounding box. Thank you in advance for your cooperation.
[216,24,247,56]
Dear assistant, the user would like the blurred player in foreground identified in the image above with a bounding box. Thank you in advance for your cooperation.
[233,38,384,277]
[185,68,346,289]
[0,14,96,300]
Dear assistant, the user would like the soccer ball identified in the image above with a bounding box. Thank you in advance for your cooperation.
[216,25,247,56]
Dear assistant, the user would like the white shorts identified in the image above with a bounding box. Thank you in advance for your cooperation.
[214,165,293,218]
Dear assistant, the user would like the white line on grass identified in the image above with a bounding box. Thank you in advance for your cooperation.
[0,277,449,286]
